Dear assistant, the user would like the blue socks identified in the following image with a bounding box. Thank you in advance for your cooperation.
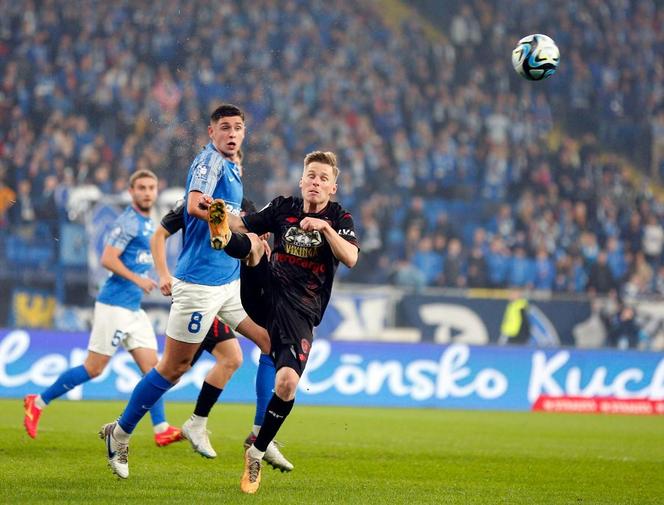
[254,353,276,426]
[118,369,173,434]
[41,365,91,404]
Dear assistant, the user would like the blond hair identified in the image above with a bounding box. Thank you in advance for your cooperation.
[303,151,339,179]
[129,169,158,188]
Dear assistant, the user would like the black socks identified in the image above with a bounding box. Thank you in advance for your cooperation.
[253,394,294,452]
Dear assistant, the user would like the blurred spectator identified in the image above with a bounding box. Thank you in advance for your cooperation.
[533,246,555,291]
[466,245,489,288]
[1,0,664,301]
[587,250,617,296]
[412,236,443,285]
[604,304,647,350]
[507,245,534,289]
[9,180,35,225]
[642,214,664,264]
[442,237,466,287]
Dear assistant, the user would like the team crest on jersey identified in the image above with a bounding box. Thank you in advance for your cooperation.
[136,250,153,265]
[192,162,210,185]
[195,162,209,176]
[299,338,311,362]
[284,227,322,258]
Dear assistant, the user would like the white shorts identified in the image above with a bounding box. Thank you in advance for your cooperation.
[166,277,247,344]
[88,302,157,356]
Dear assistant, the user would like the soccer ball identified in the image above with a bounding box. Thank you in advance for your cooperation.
[511,34,560,81]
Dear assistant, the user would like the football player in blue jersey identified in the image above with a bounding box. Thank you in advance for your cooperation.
[23,170,183,447]
[152,179,293,470]
[100,104,274,479]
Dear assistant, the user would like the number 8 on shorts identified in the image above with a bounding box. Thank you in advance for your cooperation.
[188,312,203,333]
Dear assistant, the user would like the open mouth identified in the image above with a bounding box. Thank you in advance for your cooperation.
[227,142,237,149]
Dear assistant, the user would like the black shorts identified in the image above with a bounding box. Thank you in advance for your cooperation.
[268,304,314,377]
[240,254,269,328]
[190,317,236,366]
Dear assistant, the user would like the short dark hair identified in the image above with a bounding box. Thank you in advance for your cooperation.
[210,103,245,123]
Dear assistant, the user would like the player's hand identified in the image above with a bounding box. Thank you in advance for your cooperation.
[300,217,329,232]
[261,239,272,259]
[245,233,266,267]
[137,277,158,294]
[197,194,213,211]
[159,275,172,296]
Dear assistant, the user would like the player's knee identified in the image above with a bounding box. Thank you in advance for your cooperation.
[158,359,191,382]
[224,352,243,373]
[84,363,106,378]
[171,360,191,379]
[256,330,271,354]
[274,376,298,400]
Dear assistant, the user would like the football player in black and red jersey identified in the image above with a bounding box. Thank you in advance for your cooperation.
[213,150,359,493]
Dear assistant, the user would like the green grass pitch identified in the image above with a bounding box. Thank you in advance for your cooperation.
[0,399,662,504]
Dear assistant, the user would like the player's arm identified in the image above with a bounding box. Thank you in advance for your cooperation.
[152,201,185,296]
[187,157,227,221]
[300,217,359,268]
[100,245,157,294]
[187,190,212,221]
[151,226,173,296]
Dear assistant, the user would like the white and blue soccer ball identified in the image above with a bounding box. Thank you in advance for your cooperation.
[511,34,560,81]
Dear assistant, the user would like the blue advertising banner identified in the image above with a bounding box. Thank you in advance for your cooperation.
[1,329,662,411]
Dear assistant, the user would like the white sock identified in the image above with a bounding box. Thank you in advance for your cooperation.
[247,445,265,460]
[153,421,169,434]
[35,395,46,410]
[189,414,207,429]
[252,424,261,437]
[113,423,131,443]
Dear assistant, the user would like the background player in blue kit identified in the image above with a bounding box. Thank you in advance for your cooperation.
[100,104,273,479]
[23,170,183,447]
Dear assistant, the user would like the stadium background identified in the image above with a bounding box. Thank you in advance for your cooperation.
[1,0,664,407]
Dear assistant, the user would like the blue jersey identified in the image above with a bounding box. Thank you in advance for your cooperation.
[174,142,243,286]
[97,206,155,310]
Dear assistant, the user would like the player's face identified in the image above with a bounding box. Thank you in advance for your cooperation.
[208,116,245,159]
[299,162,337,207]
[129,176,158,212]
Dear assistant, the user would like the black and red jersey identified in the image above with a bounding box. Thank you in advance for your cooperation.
[242,196,359,326]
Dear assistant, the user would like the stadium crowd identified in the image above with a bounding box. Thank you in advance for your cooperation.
[1,0,663,299]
